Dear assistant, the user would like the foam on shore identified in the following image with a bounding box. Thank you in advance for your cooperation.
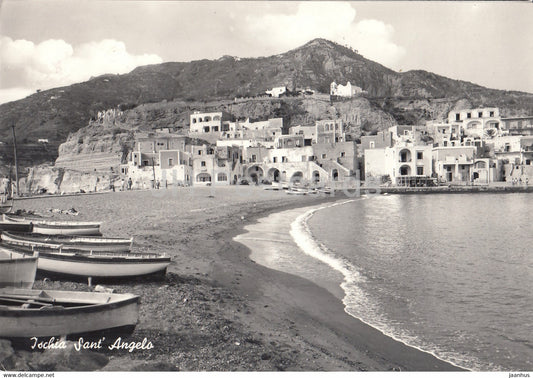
[236,197,474,371]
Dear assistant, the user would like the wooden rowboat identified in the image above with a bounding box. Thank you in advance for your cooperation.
[2,215,102,236]
[0,245,171,279]
[0,288,139,338]
[32,220,102,236]
[2,232,133,252]
[0,249,38,289]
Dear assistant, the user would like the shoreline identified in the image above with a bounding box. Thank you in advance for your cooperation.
[227,196,465,371]
[8,180,533,203]
[4,187,464,371]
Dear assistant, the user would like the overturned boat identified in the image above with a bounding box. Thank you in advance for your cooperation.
[0,288,139,338]
[2,232,133,252]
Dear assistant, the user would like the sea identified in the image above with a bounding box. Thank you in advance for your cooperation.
[234,192,533,371]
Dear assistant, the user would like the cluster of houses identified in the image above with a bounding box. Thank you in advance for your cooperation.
[120,105,533,189]
[121,110,356,188]
[363,107,533,186]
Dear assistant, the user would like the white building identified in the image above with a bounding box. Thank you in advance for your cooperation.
[364,145,433,186]
[330,81,363,97]
[266,86,287,98]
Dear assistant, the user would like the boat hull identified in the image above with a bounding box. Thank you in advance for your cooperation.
[0,288,139,338]
[0,221,33,233]
[0,252,38,289]
[2,232,132,252]
[32,222,101,236]
[2,246,171,278]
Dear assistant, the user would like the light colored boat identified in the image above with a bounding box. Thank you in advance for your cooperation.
[317,187,333,195]
[2,215,102,236]
[2,232,133,252]
[32,219,102,236]
[0,245,171,278]
[285,187,309,195]
[0,288,139,338]
[0,249,38,289]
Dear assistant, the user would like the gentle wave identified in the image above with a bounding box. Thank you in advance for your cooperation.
[289,198,481,371]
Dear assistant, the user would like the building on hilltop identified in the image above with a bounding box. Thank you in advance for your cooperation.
[265,86,287,98]
[330,81,363,98]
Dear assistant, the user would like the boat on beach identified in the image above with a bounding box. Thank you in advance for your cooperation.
[1,214,102,236]
[31,219,102,236]
[1,231,133,252]
[0,245,171,279]
[0,214,33,233]
[0,288,139,339]
[0,249,38,289]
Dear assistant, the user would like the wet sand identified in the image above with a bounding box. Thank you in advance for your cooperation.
[10,186,463,371]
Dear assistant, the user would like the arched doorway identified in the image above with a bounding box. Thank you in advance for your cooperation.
[268,168,281,182]
[332,169,339,181]
[399,165,411,176]
[290,171,304,185]
[248,165,264,184]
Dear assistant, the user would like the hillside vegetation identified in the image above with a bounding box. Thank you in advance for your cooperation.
[1,38,532,172]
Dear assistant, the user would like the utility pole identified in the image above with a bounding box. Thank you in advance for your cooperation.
[11,125,19,197]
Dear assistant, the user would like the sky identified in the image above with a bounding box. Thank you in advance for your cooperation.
[1,1,532,104]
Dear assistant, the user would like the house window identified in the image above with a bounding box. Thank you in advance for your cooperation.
[301,156,306,162]
[417,152,423,160]
[340,152,345,157]
[213,126,219,132]
[203,126,210,132]
[198,150,202,155]
[369,141,375,148]
[251,155,257,162]
[478,112,483,118]
[217,173,227,182]
[168,158,173,166]
[443,141,448,146]
[282,156,287,162]
[417,167,424,175]
[273,157,277,163]
[467,113,471,119]
[490,111,494,117]
[322,154,327,159]
[201,161,206,167]
[456,113,460,121]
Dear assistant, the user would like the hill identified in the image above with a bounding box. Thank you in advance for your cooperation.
[1,38,532,169]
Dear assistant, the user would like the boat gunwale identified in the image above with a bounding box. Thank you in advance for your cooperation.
[0,293,139,317]
[2,232,132,245]
[0,245,170,263]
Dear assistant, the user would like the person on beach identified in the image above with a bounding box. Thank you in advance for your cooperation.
[128,177,132,190]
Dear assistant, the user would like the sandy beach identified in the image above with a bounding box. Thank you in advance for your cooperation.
[4,186,463,371]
